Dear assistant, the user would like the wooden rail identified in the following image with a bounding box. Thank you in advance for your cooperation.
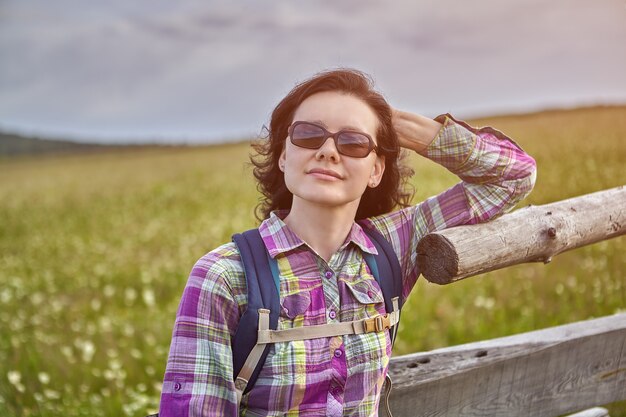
[416,186,626,284]
[383,313,626,417]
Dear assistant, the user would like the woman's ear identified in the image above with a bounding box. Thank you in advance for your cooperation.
[369,155,385,187]
[279,147,286,172]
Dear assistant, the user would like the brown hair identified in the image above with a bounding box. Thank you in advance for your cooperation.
[251,68,415,221]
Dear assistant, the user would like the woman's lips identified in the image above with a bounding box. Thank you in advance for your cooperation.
[307,168,343,180]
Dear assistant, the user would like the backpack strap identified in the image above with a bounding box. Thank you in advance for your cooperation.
[231,229,280,398]
[358,222,404,345]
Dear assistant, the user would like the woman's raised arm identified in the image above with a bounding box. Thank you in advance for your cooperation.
[365,110,537,298]
[391,108,442,153]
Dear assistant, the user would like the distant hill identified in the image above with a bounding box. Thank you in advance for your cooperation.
[3,104,624,158]
[0,132,113,156]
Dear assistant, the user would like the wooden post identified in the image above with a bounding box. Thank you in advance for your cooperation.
[416,185,626,284]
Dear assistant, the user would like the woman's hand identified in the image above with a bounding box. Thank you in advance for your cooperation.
[391,108,442,154]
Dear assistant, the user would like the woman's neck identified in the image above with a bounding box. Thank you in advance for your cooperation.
[283,197,359,263]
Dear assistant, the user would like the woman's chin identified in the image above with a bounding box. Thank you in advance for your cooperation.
[292,191,361,211]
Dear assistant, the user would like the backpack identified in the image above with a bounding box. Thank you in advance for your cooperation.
[231,222,404,403]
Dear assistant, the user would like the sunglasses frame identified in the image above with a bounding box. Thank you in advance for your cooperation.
[288,121,378,158]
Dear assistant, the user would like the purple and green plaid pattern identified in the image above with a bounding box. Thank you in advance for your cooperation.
[159,115,537,416]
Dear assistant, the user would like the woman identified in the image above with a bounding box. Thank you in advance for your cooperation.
[159,69,537,416]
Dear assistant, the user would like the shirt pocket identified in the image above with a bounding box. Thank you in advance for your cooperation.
[279,291,311,328]
[343,277,385,309]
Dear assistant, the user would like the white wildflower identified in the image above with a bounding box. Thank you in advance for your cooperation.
[0,288,11,303]
[81,340,95,363]
[473,295,495,309]
[38,372,50,385]
[61,346,73,358]
[123,323,135,337]
[99,316,112,332]
[555,283,564,295]
[103,284,115,298]
[91,298,102,311]
[31,292,44,305]
[109,358,122,371]
[142,288,155,307]
[124,288,137,305]
[7,370,25,393]
[44,389,61,400]
[7,370,21,386]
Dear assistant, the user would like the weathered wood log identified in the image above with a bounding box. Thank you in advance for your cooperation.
[565,407,610,417]
[383,313,626,417]
[416,185,626,284]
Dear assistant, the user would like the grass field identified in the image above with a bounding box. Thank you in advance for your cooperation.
[1,106,624,416]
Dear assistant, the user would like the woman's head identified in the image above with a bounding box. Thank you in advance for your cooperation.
[252,68,414,220]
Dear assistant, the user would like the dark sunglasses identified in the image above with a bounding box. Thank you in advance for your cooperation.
[288,121,378,158]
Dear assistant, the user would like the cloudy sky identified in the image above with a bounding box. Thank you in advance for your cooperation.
[1,0,625,144]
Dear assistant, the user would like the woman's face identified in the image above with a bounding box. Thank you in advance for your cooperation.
[279,91,385,212]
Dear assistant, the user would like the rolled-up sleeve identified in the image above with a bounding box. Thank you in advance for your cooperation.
[422,113,537,225]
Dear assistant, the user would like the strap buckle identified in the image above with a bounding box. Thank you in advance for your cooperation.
[234,377,249,392]
[364,314,391,333]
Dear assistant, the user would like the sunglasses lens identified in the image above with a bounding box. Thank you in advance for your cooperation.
[290,123,326,149]
[337,132,371,157]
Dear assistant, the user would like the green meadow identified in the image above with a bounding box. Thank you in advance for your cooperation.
[1,106,624,416]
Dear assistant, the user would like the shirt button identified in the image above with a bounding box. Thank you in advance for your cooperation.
[329,310,337,320]
[174,382,181,391]
[324,270,334,279]
[334,349,343,358]
[367,290,374,299]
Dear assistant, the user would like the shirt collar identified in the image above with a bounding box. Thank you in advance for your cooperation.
[259,210,379,258]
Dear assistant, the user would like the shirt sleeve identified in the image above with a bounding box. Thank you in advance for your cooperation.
[159,244,243,417]
[364,114,537,299]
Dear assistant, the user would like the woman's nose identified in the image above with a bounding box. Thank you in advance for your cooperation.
[315,137,340,162]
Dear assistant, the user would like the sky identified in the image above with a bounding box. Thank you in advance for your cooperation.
[1,0,625,144]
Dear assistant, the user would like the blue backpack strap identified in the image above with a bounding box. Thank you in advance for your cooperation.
[231,229,280,394]
[358,222,403,344]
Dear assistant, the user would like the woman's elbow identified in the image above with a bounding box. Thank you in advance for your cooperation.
[517,157,538,200]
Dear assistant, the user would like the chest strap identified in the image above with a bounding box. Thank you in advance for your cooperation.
[234,297,400,405]
[258,309,400,344]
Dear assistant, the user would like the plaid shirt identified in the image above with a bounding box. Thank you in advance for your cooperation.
[159,115,537,416]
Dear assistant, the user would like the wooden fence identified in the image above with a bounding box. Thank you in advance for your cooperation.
[383,186,626,416]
